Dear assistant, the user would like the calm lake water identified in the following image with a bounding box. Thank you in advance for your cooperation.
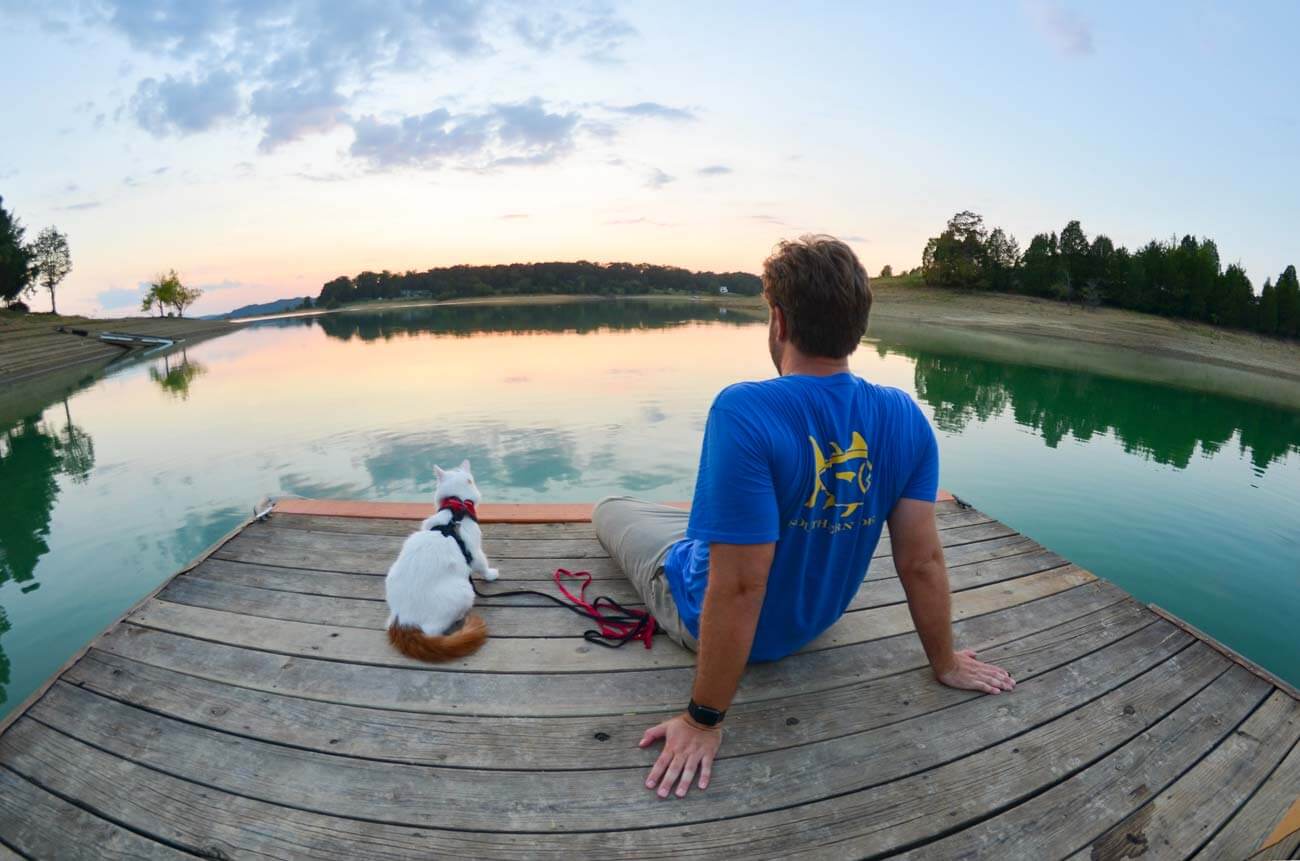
[2,299,1298,718]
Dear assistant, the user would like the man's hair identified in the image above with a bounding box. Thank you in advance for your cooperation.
[762,235,872,359]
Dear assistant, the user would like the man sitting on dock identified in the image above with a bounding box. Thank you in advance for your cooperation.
[593,235,1016,800]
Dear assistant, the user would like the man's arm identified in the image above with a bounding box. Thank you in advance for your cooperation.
[640,541,774,799]
[887,498,1016,694]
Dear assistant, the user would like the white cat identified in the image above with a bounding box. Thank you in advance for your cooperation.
[385,460,498,661]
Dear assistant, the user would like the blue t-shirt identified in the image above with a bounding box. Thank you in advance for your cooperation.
[663,373,939,662]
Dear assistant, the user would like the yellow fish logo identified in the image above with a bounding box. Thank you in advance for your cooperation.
[807,432,872,516]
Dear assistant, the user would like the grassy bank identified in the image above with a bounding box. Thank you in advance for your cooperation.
[0,311,242,386]
[868,278,1300,384]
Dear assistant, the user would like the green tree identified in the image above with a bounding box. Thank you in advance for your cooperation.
[1275,265,1300,338]
[985,227,1020,292]
[1020,233,1062,297]
[0,196,36,305]
[1059,220,1089,290]
[1258,278,1278,335]
[879,264,893,279]
[30,226,72,314]
[146,269,202,317]
[922,210,989,290]
[1213,264,1255,329]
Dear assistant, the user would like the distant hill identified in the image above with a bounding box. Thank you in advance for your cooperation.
[201,297,310,320]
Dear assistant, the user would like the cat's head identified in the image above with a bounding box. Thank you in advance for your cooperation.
[433,459,480,505]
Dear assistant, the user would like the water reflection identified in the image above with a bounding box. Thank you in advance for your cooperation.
[898,348,1300,473]
[0,401,96,706]
[149,349,207,400]
[258,299,761,342]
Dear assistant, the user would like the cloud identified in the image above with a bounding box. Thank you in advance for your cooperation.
[131,68,241,135]
[1028,1,1095,56]
[605,216,674,227]
[249,77,350,151]
[349,99,579,170]
[500,213,529,220]
[840,234,869,243]
[646,168,675,189]
[514,7,637,62]
[494,98,580,157]
[698,164,732,176]
[748,214,787,225]
[608,102,695,121]
[58,201,102,211]
[97,285,148,309]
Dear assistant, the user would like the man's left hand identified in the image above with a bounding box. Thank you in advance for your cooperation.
[639,714,722,798]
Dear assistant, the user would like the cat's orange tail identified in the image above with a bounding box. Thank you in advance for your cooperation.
[387,614,488,662]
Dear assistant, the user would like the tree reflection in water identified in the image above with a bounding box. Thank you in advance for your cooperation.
[149,348,207,400]
[0,399,96,707]
[901,348,1300,473]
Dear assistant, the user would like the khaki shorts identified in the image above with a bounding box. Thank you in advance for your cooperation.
[592,496,698,651]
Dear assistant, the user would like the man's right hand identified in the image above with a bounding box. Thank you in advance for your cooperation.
[935,648,1016,694]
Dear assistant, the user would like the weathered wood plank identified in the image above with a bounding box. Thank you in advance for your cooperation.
[865,534,1040,582]
[1251,827,1300,861]
[1078,690,1300,861]
[895,664,1272,861]
[60,601,1159,770]
[269,514,602,539]
[222,517,1026,576]
[187,539,1066,619]
[96,580,1128,716]
[262,499,984,539]
[127,566,1096,673]
[1195,734,1300,860]
[167,545,1072,634]
[216,541,627,579]
[0,763,187,859]
[0,651,1236,859]
[873,518,1016,558]
[162,575,643,636]
[25,626,1200,834]
[236,522,612,561]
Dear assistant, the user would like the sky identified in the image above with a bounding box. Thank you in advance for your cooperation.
[1,0,1297,317]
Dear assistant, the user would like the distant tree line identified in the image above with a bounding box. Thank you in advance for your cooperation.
[921,211,1299,338]
[316,261,763,307]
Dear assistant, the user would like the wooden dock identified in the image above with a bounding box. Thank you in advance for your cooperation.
[1,497,1296,859]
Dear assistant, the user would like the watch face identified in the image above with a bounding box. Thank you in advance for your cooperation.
[689,701,724,726]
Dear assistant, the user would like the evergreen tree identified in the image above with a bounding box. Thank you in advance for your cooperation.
[1059,220,1089,289]
[1258,278,1278,335]
[0,196,35,305]
[1275,265,1300,338]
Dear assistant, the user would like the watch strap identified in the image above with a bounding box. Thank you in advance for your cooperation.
[687,698,726,727]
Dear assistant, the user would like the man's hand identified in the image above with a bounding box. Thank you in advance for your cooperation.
[639,714,722,798]
[936,648,1016,694]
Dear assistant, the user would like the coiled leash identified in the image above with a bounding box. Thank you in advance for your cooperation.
[472,568,659,649]
[431,496,659,648]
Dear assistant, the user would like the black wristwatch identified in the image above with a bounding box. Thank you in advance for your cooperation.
[687,698,726,727]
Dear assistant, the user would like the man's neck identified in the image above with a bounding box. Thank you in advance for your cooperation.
[779,350,850,377]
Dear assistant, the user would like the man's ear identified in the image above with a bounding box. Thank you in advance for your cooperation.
[771,304,788,341]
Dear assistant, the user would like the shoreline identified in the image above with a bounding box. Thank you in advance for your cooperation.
[5,288,1298,408]
[0,312,244,389]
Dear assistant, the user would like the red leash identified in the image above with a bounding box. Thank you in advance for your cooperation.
[472,568,659,649]
[553,568,657,649]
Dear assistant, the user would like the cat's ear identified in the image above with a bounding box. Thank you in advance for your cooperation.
[459,458,472,473]
[434,465,445,481]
